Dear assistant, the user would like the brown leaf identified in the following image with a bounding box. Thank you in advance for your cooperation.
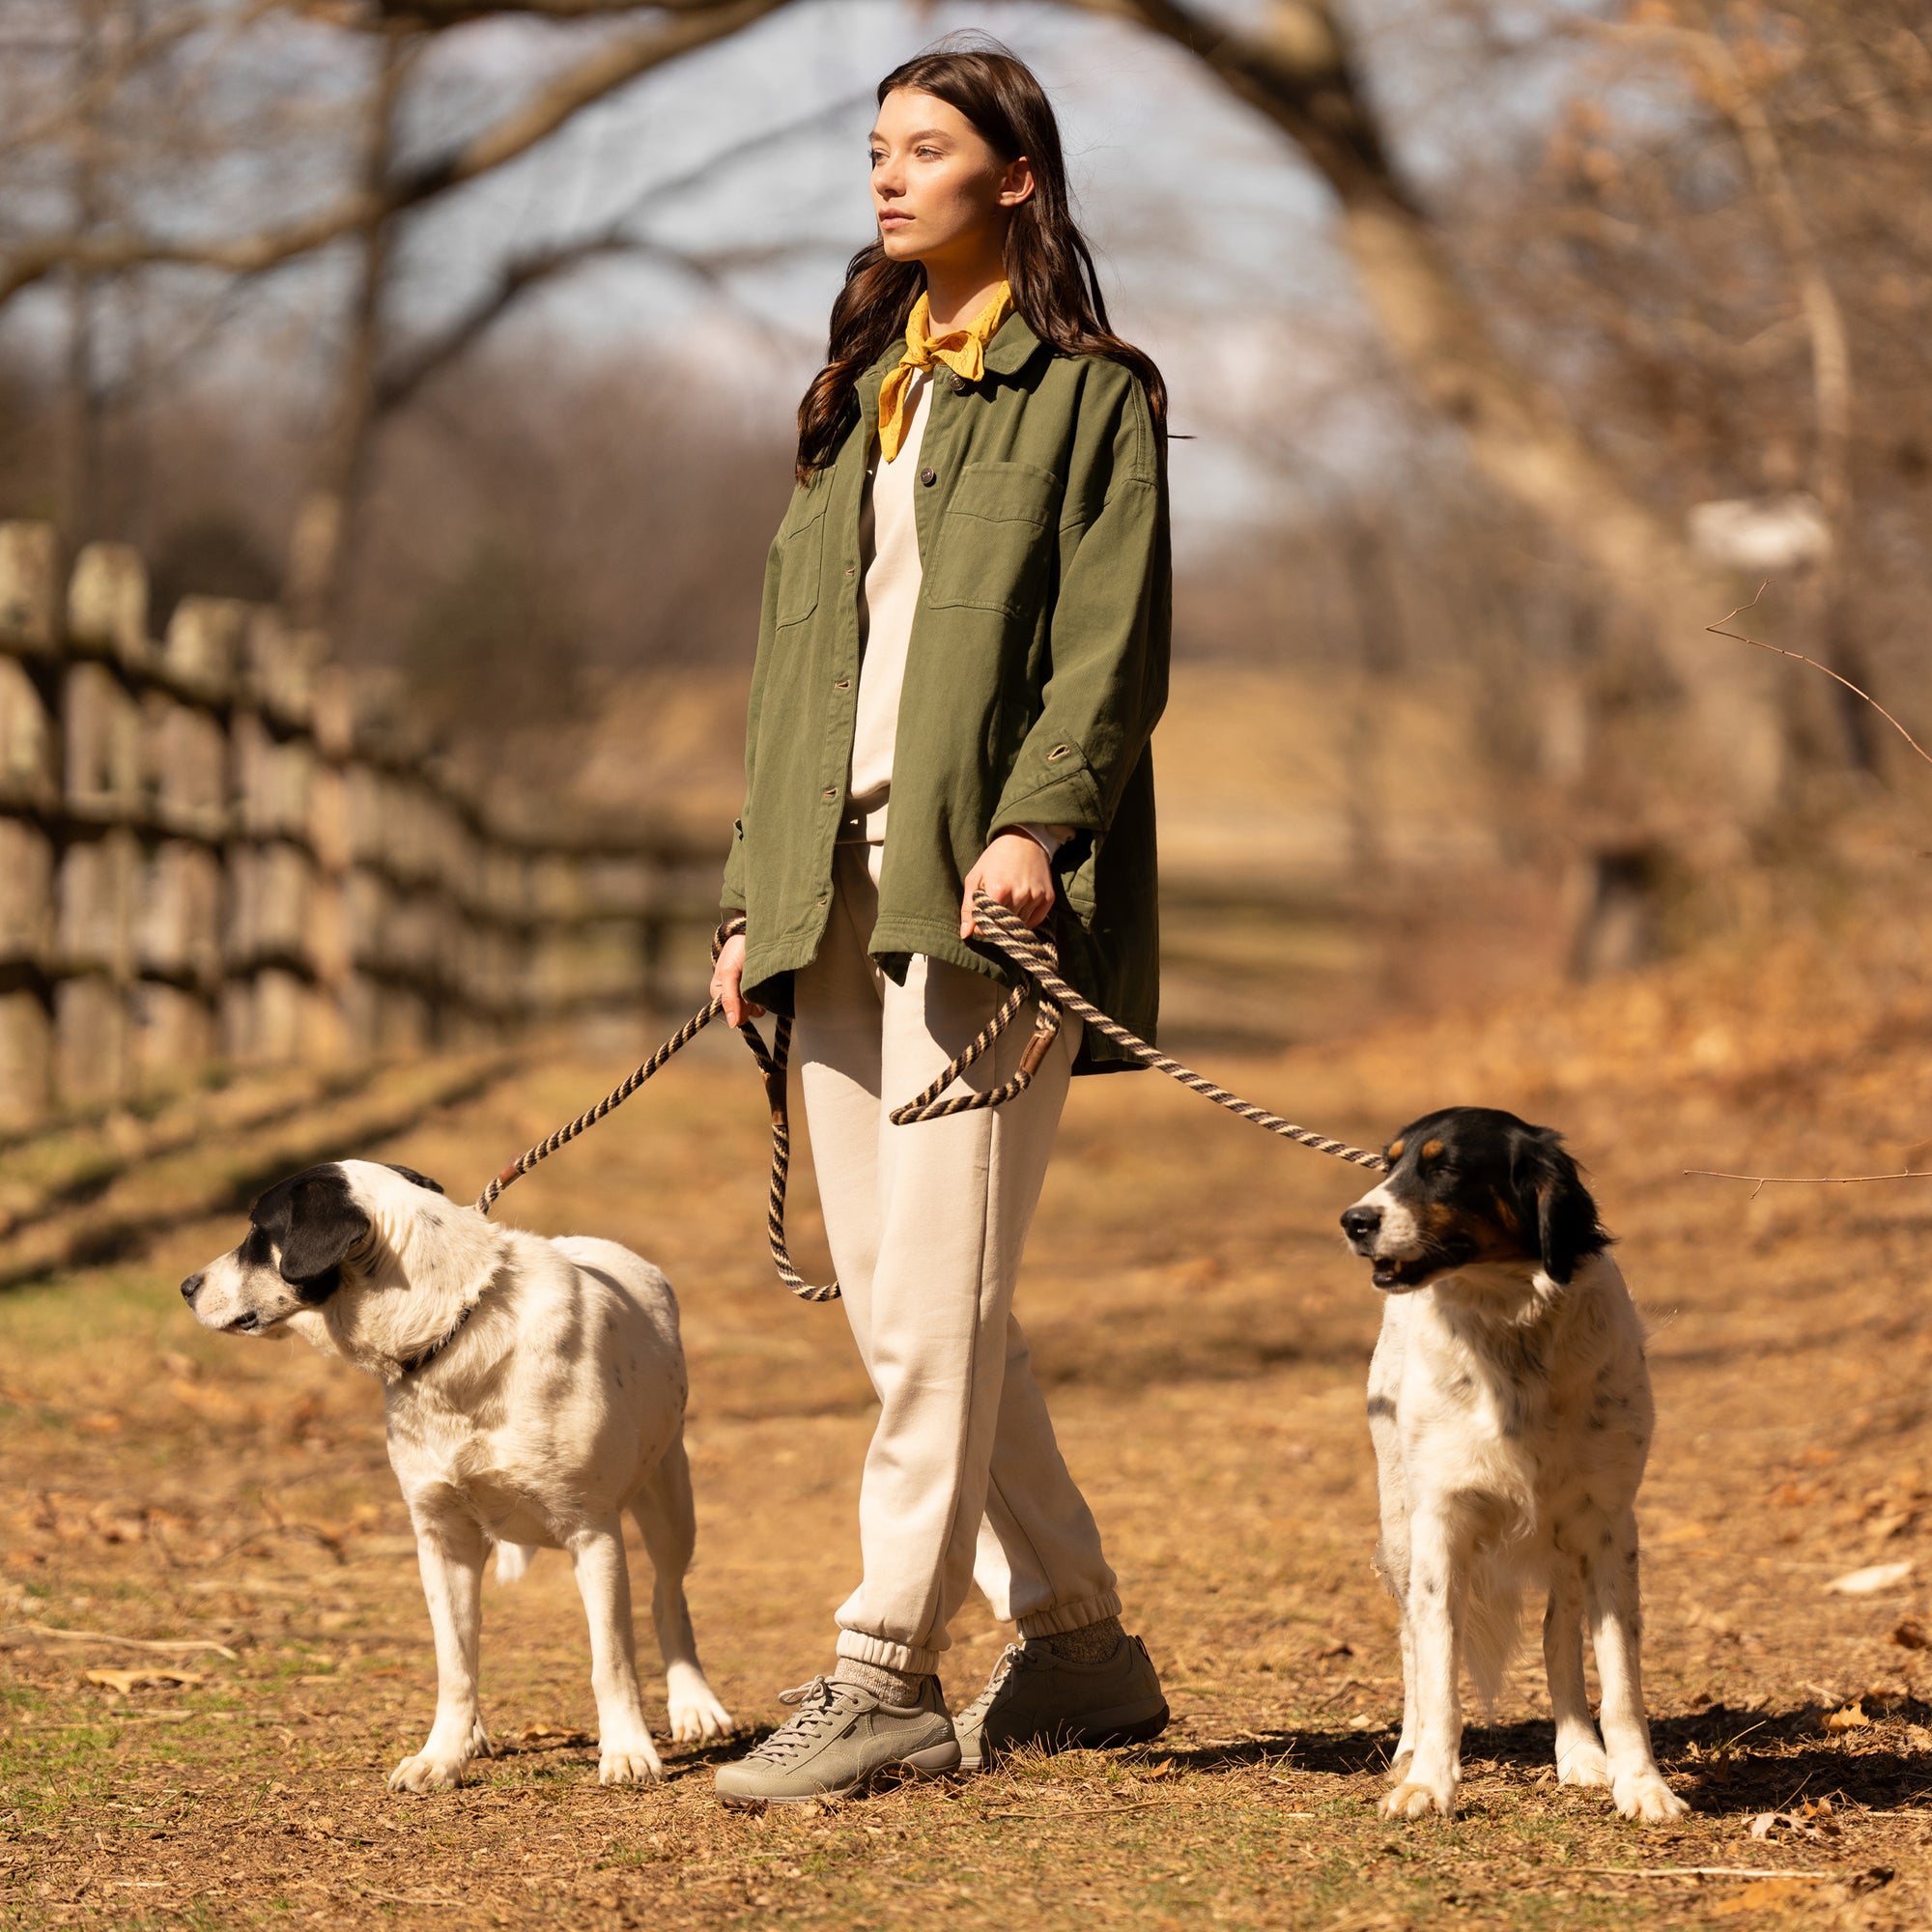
[1827,1700,1871,1732]
[1891,1618,1928,1651]
[1712,1878,1825,1916]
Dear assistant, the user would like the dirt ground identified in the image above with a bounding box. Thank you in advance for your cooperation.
[7,887,1932,1929]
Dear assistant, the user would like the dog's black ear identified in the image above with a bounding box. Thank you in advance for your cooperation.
[1511,1126,1607,1285]
[275,1171,371,1302]
[384,1164,445,1195]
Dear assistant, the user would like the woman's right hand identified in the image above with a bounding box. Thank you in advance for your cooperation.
[710,932,764,1026]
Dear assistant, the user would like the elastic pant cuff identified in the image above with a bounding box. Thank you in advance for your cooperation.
[837,1628,943,1678]
[1015,1589,1123,1640]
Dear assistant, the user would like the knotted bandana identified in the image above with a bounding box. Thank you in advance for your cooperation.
[876,280,1014,464]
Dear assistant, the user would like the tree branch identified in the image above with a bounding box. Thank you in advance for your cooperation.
[0,0,791,307]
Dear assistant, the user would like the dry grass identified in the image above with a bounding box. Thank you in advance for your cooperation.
[9,887,1932,1928]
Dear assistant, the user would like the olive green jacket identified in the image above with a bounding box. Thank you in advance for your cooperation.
[720,308,1171,1073]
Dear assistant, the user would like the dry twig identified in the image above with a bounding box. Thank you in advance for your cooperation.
[1577,1865,1830,1880]
[1707,586,1932,770]
[15,1622,239,1662]
[1687,1169,1932,1199]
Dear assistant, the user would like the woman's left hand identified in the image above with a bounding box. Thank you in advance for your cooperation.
[960,829,1056,939]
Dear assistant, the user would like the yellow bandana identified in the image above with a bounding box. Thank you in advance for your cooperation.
[876,280,1014,464]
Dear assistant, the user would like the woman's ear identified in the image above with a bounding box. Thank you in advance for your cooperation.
[277,1174,372,1302]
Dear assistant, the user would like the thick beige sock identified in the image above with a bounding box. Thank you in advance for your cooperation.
[1038,1615,1125,1665]
[833,1657,929,1709]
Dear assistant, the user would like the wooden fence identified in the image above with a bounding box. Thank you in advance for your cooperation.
[0,522,722,1135]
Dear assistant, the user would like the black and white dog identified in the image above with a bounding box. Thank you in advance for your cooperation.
[182,1160,733,1792]
[1340,1109,1686,1823]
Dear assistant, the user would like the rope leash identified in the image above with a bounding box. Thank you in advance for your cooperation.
[891,891,1389,1174]
[475,917,838,1303]
[476,893,1380,1310]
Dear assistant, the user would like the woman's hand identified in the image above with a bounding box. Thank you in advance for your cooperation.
[710,932,764,1026]
[960,829,1056,939]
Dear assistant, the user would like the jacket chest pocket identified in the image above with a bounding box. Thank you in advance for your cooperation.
[922,461,1061,618]
[776,498,829,628]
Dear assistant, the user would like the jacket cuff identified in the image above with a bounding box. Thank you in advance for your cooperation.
[991,740,1101,834]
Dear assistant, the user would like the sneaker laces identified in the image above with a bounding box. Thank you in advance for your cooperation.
[746,1676,866,1765]
[958,1641,1054,1727]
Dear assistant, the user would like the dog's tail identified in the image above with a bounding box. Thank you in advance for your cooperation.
[492,1540,536,1585]
[1462,1549,1524,1715]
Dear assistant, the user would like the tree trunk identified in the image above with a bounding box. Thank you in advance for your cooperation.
[1105,0,1792,835]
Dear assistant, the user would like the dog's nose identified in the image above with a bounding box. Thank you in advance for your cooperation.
[180,1272,204,1302]
[1340,1206,1381,1244]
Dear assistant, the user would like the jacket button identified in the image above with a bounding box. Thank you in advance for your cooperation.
[919,467,937,487]
[946,371,969,394]
[1047,744,1071,760]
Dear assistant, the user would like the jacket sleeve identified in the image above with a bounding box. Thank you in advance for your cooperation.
[988,371,1170,836]
[720,529,784,916]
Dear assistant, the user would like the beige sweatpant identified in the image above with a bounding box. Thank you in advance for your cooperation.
[795,841,1122,1677]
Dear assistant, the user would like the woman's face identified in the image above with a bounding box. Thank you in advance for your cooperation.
[868,88,1033,271]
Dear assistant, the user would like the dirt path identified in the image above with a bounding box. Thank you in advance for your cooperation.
[6,912,1932,1929]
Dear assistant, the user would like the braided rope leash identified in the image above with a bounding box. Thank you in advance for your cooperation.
[890,891,1389,1175]
[475,917,838,1303]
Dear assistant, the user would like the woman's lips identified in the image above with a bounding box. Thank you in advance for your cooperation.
[879,212,912,225]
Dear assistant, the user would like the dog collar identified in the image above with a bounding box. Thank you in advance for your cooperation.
[397,1300,478,1378]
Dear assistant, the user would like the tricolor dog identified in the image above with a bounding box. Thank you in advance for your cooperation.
[181,1160,732,1792]
[1340,1109,1686,1823]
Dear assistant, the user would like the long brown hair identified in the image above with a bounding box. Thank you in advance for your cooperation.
[794,37,1167,484]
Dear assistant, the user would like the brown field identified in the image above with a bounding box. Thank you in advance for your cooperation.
[7,884,1932,1929]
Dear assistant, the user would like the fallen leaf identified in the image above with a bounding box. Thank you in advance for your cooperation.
[1713,1878,1825,1916]
[1749,1811,1822,1841]
[1825,1560,1913,1596]
[1827,1701,1872,1733]
[1892,1618,1928,1650]
[85,1668,202,1694]
[1319,1640,1355,1660]
[1905,1724,1932,1752]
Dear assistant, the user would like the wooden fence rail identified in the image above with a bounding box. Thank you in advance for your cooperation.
[0,521,720,1135]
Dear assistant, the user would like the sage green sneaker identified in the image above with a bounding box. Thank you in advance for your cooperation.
[714,1675,959,1806]
[954,1632,1169,1772]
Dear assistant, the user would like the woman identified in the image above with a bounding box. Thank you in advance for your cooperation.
[710,39,1172,1804]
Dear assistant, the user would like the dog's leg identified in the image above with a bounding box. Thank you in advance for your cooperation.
[389,1515,491,1794]
[1373,1481,1419,1779]
[567,1517,665,1785]
[1368,1339,1417,1779]
[631,1436,733,1743]
[1585,1510,1688,1822]
[1543,1556,1609,1789]
[1382,1500,1463,1820]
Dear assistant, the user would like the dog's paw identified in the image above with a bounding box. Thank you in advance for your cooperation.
[1555,1745,1612,1789]
[1612,1770,1690,1822]
[668,1682,734,1743]
[387,1719,489,1794]
[1382,1777,1457,1821]
[387,1751,469,1794]
[597,1740,665,1786]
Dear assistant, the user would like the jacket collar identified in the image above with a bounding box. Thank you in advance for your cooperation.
[982,308,1045,376]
